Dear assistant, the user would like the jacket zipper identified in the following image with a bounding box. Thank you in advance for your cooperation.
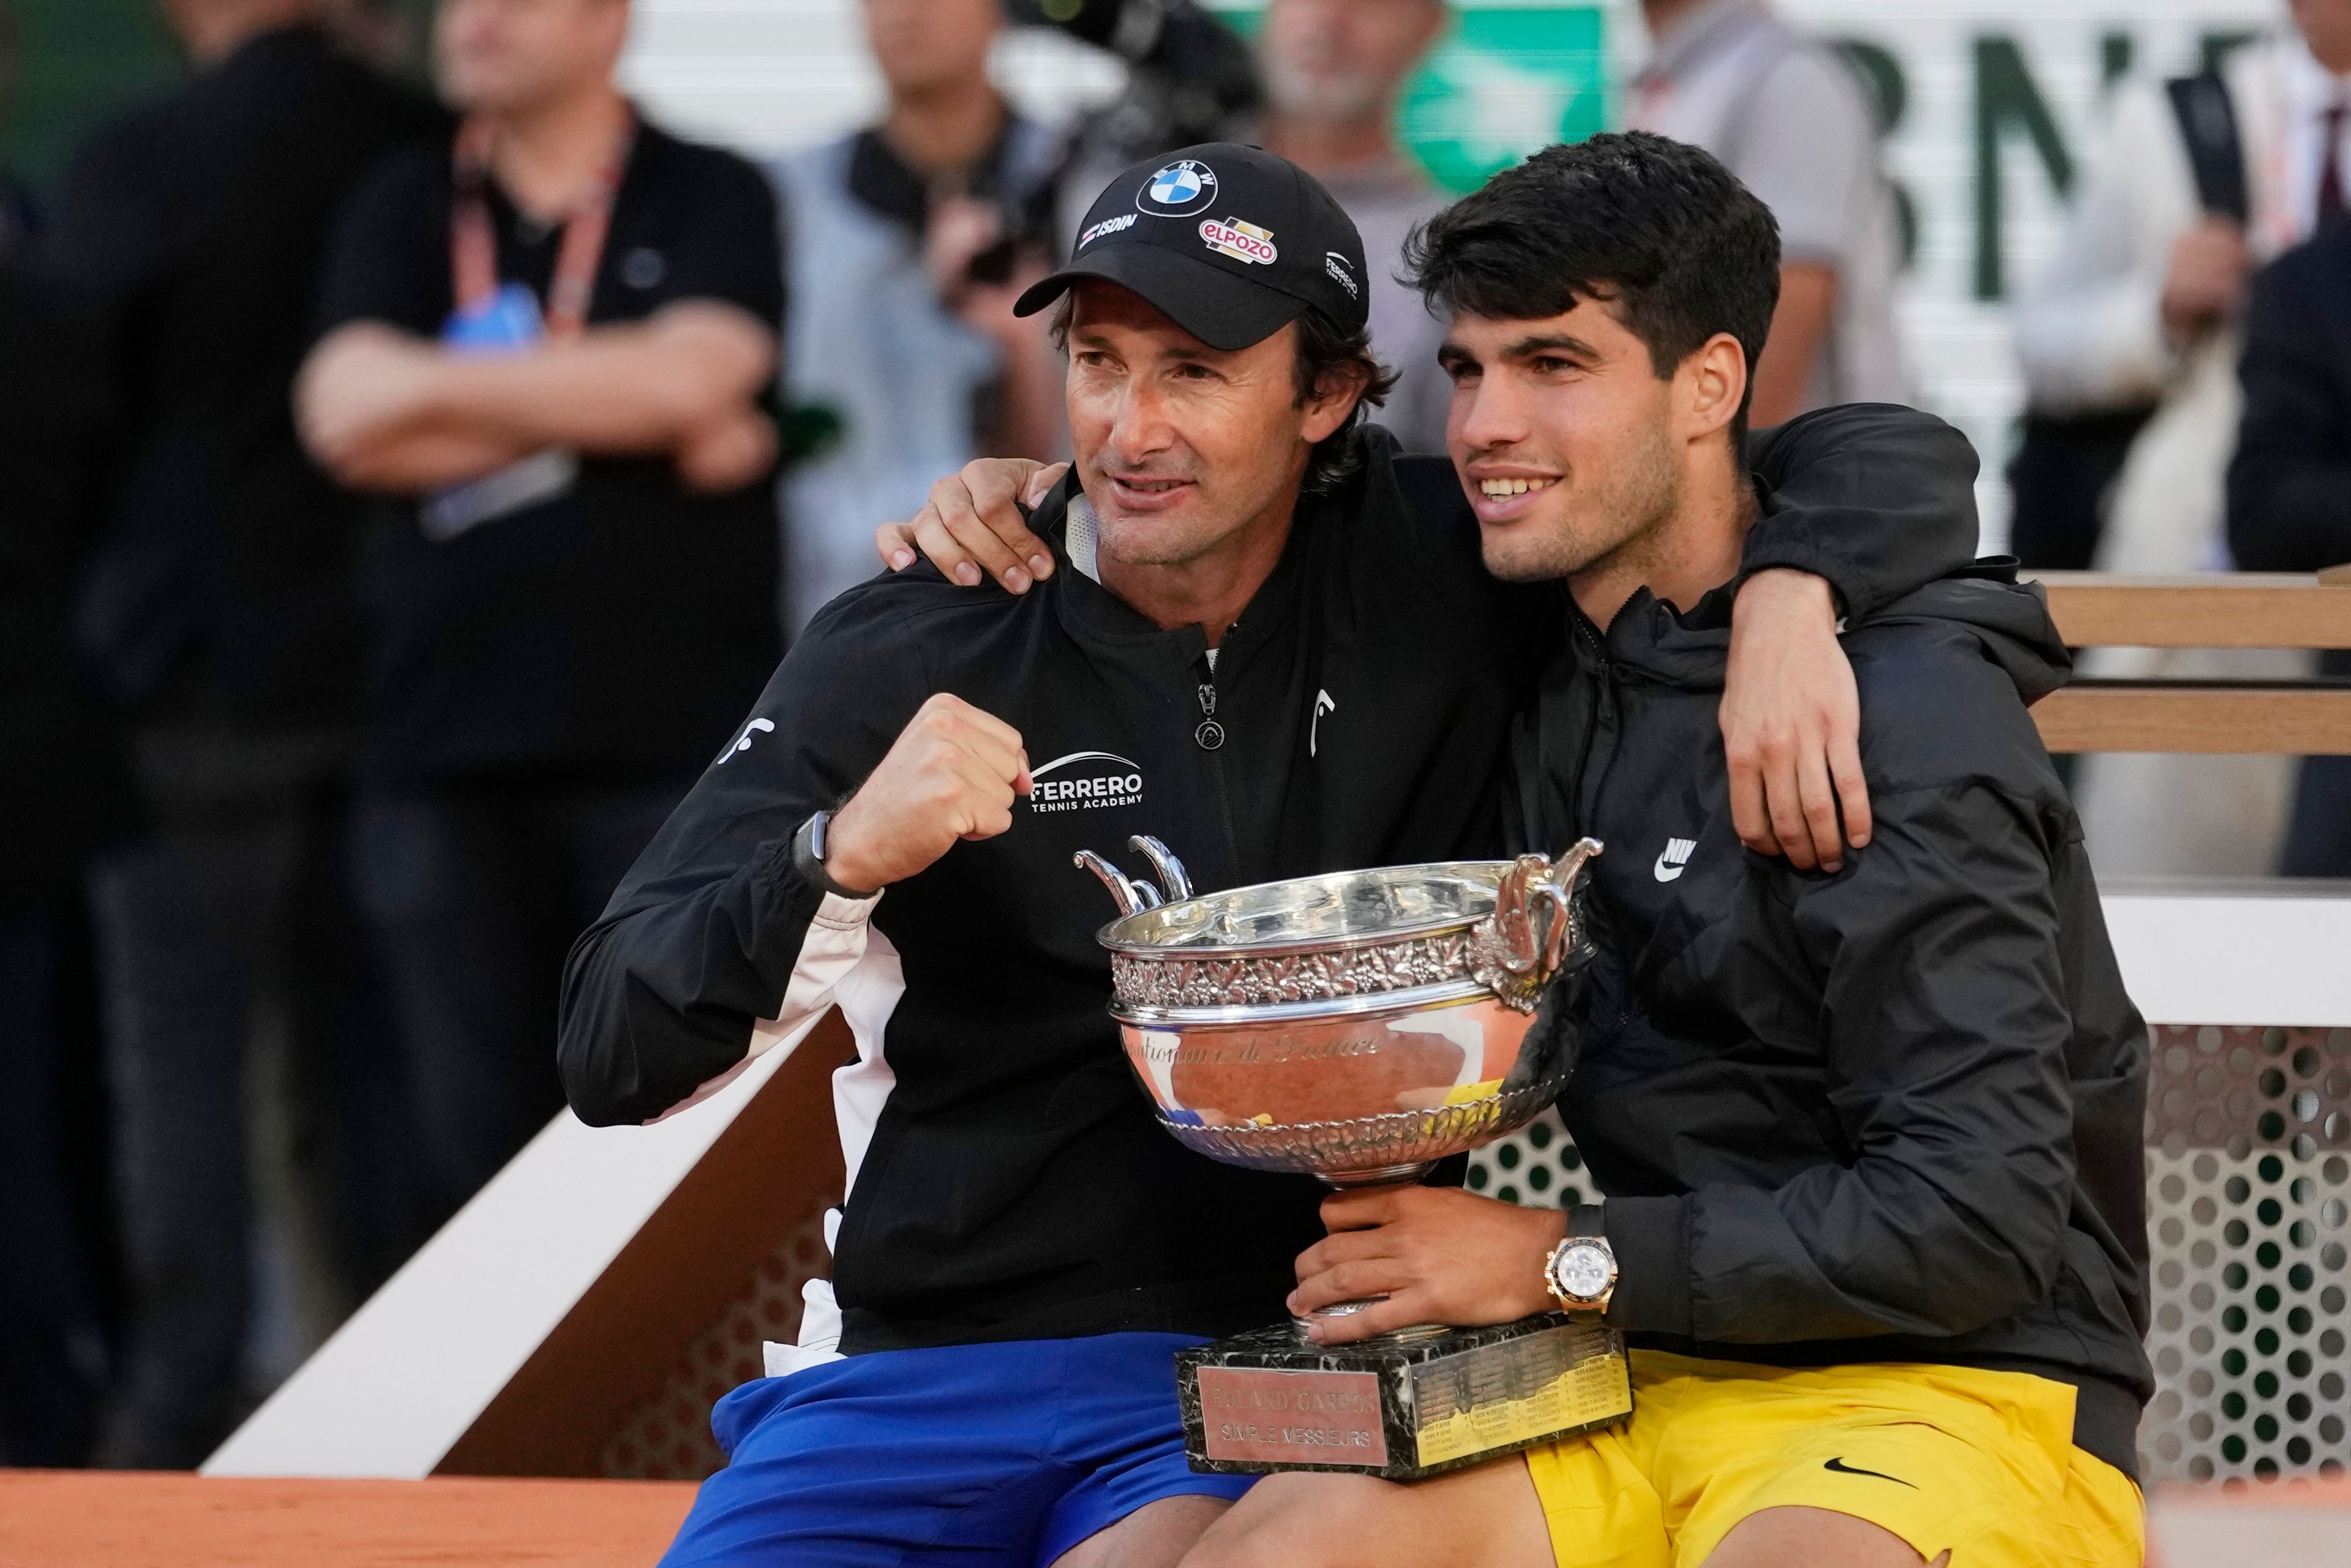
[1194,663,1241,873]
[1570,613,1613,837]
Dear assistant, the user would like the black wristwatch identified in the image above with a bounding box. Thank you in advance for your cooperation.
[793,809,874,899]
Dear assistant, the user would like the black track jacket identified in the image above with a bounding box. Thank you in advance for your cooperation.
[1515,561,2154,1475]
[560,407,1981,1354]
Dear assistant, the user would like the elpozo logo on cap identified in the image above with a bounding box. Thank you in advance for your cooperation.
[1138,159,1218,217]
[1201,217,1278,266]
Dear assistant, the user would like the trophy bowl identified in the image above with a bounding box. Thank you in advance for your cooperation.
[1073,836,1632,1481]
[1078,838,1603,1189]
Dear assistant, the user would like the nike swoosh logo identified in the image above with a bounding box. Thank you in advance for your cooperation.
[1822,1457,1916,1488]
[1652,853,1686,882]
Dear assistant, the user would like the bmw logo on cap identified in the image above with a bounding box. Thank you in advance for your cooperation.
[1137,159,1218,217]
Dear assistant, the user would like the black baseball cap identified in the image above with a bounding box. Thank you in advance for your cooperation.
[1014,142,1371,352]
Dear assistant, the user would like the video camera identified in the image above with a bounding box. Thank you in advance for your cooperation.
[1005,0,1262,162]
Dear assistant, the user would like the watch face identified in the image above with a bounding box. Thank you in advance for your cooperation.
[1556,1242,1613,1300]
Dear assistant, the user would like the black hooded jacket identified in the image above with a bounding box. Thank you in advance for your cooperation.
[1513,563,2154,1476]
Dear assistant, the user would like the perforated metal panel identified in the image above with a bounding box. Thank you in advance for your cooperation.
[1468,1025,2351,1484]
[2142,1026,2351,1482]
[601,1208,833,1481]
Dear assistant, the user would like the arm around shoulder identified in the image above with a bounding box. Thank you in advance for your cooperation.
[1741,402,1981,621]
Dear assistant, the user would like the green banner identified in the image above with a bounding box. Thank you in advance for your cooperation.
[1210,4,1610,194]
[1,0,181,190]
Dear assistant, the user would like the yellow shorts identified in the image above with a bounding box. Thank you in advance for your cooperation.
[1521,1351,2144,1568]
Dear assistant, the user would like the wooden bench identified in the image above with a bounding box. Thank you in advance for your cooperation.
[2028,570,2351,754]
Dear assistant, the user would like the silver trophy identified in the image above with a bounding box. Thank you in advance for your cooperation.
[1078,838,1632,1480]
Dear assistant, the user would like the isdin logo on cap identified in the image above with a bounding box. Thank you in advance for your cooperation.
[1138,159,1218,216]
[1079,212,1137,249]
[1199,217,1277,266]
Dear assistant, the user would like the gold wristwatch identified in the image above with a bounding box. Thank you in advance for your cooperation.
[1544,1209,1618,1314]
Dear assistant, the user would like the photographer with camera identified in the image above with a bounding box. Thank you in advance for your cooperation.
[774,0,1068,632]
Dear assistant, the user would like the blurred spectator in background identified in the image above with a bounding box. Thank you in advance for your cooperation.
[1254,0,1450,454]
[24,0,439,1468]
[0,0,130,1466]
[2229,224,2351,879]
[2012,1,2350,877]
[1625,0,1907,427]
[774,0,1064,632]
[298,0,782,1239]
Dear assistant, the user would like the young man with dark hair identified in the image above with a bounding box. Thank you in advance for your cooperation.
[562,140,1982,1567]
[1179,132,2151,1568]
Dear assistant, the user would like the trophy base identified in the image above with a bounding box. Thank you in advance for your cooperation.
[1176,1314,1632,1481]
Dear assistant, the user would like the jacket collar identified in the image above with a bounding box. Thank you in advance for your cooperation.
[1573,560,2072,705]
[1034,468,1324,683]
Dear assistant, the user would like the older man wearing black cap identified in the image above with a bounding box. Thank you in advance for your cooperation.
[558,143,1978,1568]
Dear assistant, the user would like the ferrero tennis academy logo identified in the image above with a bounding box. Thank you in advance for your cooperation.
[1029,751,1145,812]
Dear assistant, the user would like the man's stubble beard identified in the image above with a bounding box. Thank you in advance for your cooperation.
[1481,418,1682,586]
[1090,478,1247,570]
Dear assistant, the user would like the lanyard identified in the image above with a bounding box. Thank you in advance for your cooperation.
[449,106,635,340]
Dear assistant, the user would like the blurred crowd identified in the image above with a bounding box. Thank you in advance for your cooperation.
[1,0,2347,1474]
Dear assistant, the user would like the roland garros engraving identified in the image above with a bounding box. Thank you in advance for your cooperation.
[1196,1367,1388,1467]
[1162,1084,1565,1177]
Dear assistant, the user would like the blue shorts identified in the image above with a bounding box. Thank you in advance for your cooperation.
[657,1333,1256,1567]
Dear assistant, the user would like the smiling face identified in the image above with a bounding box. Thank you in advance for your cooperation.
[1063,280,1357,570]
[1439,291,1745,588]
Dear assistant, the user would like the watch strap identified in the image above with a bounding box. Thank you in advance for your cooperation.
[1566,1202,1608,1241]
[793,810,871,900]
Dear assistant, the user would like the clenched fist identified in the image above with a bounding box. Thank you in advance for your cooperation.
[823,694,1032,894]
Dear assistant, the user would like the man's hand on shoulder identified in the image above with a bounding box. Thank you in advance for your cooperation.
[1288,1185,1567,1345]
[876,458,1068,593]
[822,694,1032,894]
[1722,568,1872,873]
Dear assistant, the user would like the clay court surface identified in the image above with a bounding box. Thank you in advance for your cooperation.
[7,1469,2351,1566]
[0,1471,696,1567]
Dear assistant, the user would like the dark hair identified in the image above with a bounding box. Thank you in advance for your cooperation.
[1048,294,1397,495]
[1402,132,1781,440]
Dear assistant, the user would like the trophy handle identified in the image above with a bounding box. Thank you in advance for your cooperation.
[1470,838,1603,1011]
[1129,836,1193,902]
[1074,850,1146,917]
[1537,838,1603,976]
